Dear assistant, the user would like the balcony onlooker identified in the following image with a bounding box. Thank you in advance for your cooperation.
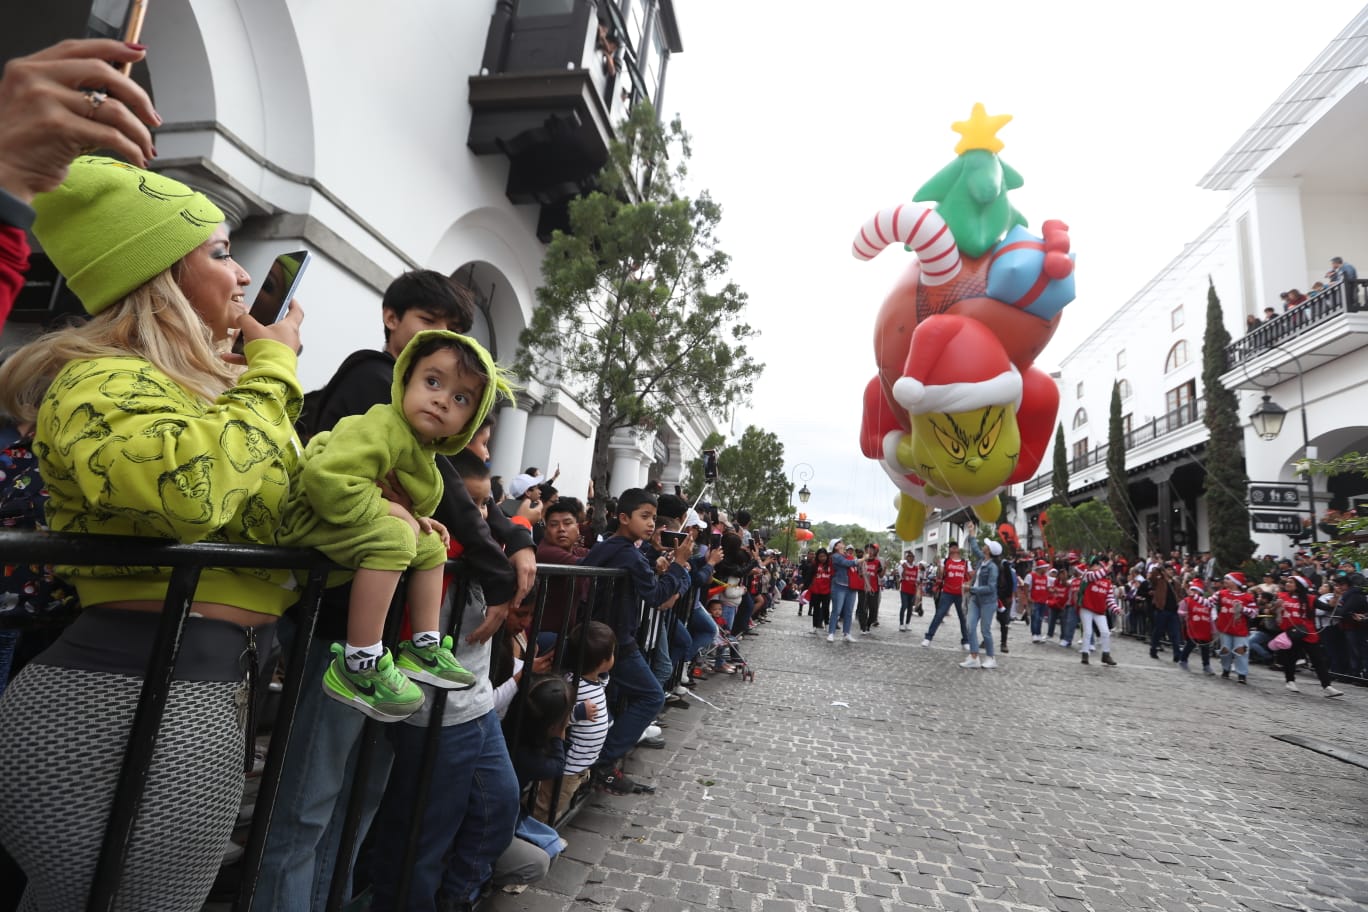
[1326,256,1357,286]
[1244,314,1261,334]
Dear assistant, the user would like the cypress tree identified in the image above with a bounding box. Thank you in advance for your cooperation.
[1201,280,1255,571]
[1051,423,1070,507]
[1107,380,1137,558]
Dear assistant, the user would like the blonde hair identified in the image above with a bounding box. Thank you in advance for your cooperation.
[0,270,239,422]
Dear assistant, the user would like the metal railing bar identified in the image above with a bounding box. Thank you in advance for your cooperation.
[86,563,203,912]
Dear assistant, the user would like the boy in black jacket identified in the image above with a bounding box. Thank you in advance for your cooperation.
[255,270,536,912]
[581,488,693,794]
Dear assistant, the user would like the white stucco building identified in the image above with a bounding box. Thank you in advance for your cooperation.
[1011,6,1368,559]
[2,0,714,498]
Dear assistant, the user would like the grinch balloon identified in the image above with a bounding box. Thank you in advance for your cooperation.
[855,104,1072,541]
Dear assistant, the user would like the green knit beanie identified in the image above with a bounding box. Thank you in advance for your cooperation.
[31,156,224,315]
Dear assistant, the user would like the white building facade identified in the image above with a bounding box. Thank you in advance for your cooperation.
[2,0,715,498]
[1010,7,1368,560]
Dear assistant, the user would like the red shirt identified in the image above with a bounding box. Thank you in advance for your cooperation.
[1081,577,1116,615]
[811,564,833,595]
[941,557,967,595]
[1277,591,1318,644]
[1027,572,1050,604]
[1046,579,1067,608]
[862,558,883,591]
[1215,589,1255,636]
[847,563,865,591]
[0,225,29,330]
[900,563,920,594]
[1181,594,1216,640]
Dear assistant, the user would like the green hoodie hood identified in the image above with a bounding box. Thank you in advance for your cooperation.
[391,330,516,455]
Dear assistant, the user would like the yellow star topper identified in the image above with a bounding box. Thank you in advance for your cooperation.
[951,103,1012,155]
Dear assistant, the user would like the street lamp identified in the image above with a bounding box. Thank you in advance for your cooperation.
[1247,347,1317,542]
[1249,394,1287,441]
[784,464,814,558]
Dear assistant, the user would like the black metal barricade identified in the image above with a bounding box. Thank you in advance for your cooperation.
[0,529,667,912]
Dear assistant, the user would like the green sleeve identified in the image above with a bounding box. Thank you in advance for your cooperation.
[42,340,302,542]
[300,407,394,527]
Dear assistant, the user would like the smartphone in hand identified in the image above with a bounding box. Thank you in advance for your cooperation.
[659,530,689,549]
[232,250,311,355]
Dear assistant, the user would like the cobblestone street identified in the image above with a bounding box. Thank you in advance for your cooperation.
[489,598,1368,912]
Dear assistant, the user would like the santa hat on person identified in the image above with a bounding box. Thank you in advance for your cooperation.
[1292,575,1312,590]
[1035,559,1050,570]
[1187,581,1205,594]
[892,315,1022,414]
[1223,572,1247,588]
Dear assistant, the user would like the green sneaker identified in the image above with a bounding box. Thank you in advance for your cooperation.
[322,644,424,722]
[395,636,477,690]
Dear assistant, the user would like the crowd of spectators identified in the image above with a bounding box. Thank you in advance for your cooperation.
[1243,256,1360,335]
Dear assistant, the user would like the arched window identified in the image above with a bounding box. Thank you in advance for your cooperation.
[1072,407,1088,429]
[1164,340,1189,373]
[1118,379,1132,400]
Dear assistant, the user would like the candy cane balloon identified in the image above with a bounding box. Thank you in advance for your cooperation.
[851,203,962,286]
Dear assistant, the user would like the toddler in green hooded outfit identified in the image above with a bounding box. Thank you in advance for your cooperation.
[280,330,514,721]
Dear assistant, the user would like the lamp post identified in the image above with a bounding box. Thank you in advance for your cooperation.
[1247,346,1317,543]
[784,463,814,558]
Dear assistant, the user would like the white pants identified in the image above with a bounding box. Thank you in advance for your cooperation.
[1080,611,1110,654]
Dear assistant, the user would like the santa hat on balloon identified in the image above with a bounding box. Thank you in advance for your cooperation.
[892,315,1022,415]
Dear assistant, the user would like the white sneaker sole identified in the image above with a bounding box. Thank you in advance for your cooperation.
[396,665,476,690]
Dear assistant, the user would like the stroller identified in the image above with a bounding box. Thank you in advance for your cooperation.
[698,584,755,682]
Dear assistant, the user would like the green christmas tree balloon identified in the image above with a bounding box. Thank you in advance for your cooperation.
[912,103,1027,259]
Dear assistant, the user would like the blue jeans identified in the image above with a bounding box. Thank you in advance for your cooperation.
[965,594,996,657]
[899,591,917,626]
[651,616,691,687]
[1248,629,1273,664]
[1061,606,1079,645]
[688,603,718,664]
[600,646,665,766]
[1029,602,1047,636]
[1218,633,1250,677]
[828,586,856,635]
[925,592,967,644]
[368,710,519,911]
[252,620,393,912]
[1149,609,1181,660]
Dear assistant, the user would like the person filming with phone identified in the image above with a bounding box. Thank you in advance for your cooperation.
[0,155,304,911]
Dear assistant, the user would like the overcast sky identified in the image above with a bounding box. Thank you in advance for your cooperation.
[663,0,1365,532]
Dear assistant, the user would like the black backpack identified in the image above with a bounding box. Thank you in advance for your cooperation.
[996,558,1015,605]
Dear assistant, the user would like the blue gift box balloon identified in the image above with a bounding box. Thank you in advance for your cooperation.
[986,225,1076,321]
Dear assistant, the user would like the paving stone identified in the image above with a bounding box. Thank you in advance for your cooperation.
[555,610,1368,912]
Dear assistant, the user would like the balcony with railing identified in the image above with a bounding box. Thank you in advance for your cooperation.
[1224,280,1368,373]
[467,0,681,240]
[1021,398,1207,498]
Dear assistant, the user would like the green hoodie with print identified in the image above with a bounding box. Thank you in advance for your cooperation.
[278,331,512,571]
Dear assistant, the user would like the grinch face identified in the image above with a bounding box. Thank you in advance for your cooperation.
[896,405,1020,498]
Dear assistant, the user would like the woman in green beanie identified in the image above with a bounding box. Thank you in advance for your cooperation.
[0,156,304,910]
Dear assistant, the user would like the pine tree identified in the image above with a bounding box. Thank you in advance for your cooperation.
[1051,423,1069,507]
[1106,380,1137,557]
[1201,280,1255,572]
[513,103,761,517]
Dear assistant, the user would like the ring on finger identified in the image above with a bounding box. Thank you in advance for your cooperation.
[81,88,108,119]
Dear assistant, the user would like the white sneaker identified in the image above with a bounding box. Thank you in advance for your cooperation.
[980,657,998,669]
[844,634,856,642]
[1059,640,1070,648]
[958,657,981,669]
[962,643,971,652]
[639,723,662,741]
[827,633,835,642]
[1285,681,1300,693]
[1323,685,1344,698]
[920,639,931,647]
[673,685,690,697]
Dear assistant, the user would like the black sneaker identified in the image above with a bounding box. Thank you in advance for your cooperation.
[595,765,655,795]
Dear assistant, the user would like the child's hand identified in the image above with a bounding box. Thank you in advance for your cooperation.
[582,699,599,722]
[376,470,414,512]
[420,516,451,548]
[707,546,724,567]
[531,648,555,674]
[655,555,670,574]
